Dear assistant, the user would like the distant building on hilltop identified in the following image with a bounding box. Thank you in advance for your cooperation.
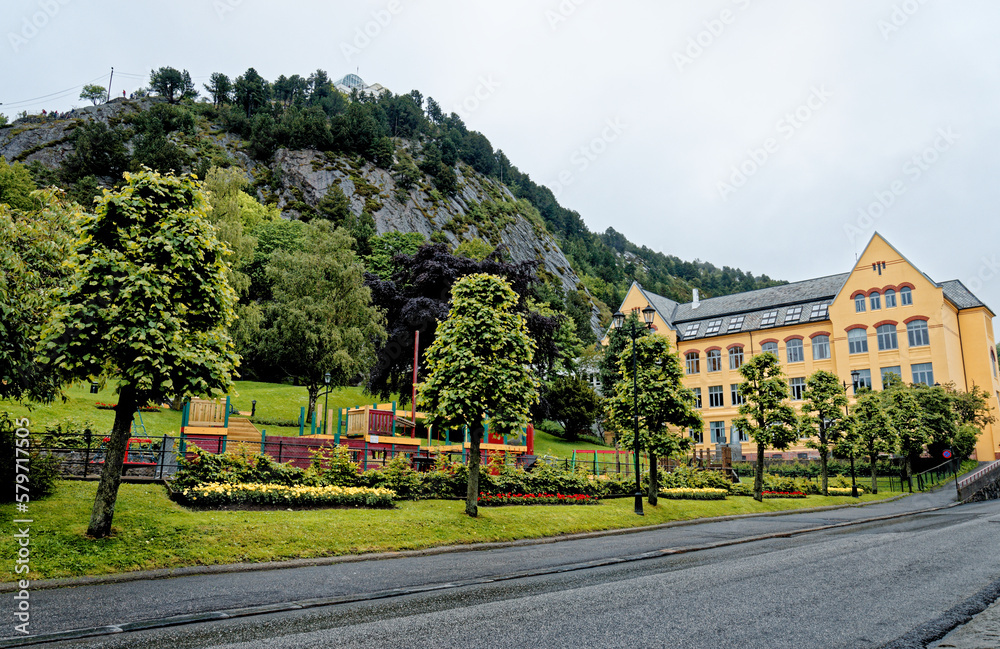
[609,233,1000,462]
[333,73,387,97]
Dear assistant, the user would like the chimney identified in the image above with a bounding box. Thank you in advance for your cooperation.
[692,288,700,309]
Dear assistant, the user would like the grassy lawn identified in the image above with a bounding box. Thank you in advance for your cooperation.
[2,481,896,582]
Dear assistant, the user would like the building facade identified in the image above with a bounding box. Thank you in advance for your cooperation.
[611,234,1000,461]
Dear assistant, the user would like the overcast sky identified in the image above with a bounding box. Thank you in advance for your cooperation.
[4,0,999,320]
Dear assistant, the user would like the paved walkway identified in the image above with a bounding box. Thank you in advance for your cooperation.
[930,595,1000,648]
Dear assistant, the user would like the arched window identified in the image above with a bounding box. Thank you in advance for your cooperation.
[685,352,700,375]
[848,328,868,354]
[706,349,722,372]
[855,294,866,313]
[884,289,897,308]
[729,346,744,370]
[876,324,898,351]
[812,335,831,360]
[786,339,804,363]
[900,286,913,305]
[907,320,930,347]
[870,292,881,310]
[761,341,778,359]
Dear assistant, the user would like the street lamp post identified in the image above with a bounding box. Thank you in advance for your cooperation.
[611,304,656,516]
[322,372,332,436]
[844,369,861,498]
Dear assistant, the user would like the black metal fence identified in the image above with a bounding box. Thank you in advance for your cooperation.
[33,433,181,480]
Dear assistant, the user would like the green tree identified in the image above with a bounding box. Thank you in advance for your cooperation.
[850,390,897,494]
[234,68,271,117]
[801,370,849,495]
[0,158,39,211]
[204,73,233,107]
[363,231,425,279]
[258,221,386,422]
[732,352,798,501]
[598,311,650,398]
[417,273,539,517]
[80,84,106,105]
[606,334,700,504]
[0,189,77,402]
[454,238,494,261]
[37,170,239,538]
[149,67,194,103]
[543,376,602,441]
[945,383,996,459]
[882,379,928,490]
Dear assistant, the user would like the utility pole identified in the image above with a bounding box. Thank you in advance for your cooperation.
[106,67,114,103]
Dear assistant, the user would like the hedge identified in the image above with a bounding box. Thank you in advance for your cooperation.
[178,482,396,508]
[659,488,728,500]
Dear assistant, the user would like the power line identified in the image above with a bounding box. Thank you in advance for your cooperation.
[1,73,109,108]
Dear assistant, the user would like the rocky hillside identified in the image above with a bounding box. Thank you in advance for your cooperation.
[0,98,602,333]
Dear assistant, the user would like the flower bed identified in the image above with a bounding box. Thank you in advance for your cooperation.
[178,482,396,508]
[477,492,599,506]
[95,402,161,412]
[762,491,807,499]
[827,487,865,496]
[659,488,728,500]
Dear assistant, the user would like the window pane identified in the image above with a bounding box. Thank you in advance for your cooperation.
[789,377,806,400]
[907,320,929,347]
[812,335,830,360]
[708,386,724,407]
[762,342,778,358]
[870,293,881,310]
[710,421,726,443]
[692,388,702,408]
[855,369,872,390]
[685,352,700,374]
[884,290,896,308]
[761,310,778,327]
[786,339,804,363]
[848,329,868,354]
[707,350,722,372]
[729,347,744,370]
[855,295,866,313]
[877,324,898,351]
[881,366,902,387]
[900,287,913,305]
[912,363,934,385]
[730,383,745,406]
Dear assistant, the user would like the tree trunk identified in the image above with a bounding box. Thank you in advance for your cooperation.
[820,448,829,496]
[647,452,658,506]
[465,426,482,517]
[87,384,138,538]
[754,442,765,502]
[905,454,914,493]
[869,453,879,494]
[306,385,319,424]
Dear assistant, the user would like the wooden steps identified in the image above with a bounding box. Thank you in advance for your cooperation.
[226,417,262,443]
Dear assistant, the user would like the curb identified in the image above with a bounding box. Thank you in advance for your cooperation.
[1,491,914,593]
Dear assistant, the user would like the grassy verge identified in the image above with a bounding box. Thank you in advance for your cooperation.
[2,481,896,582]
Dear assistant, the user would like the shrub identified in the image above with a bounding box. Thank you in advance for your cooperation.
[179,482,395,508]
[659,488,727,500]
[478,492,599,506]
[39,417,100,449]
[358,455,422,499]
[828,486,866,496]
[762,491,807,498]
[660,466,732,491]
[173,446,305,489]
[729,482,754,497]
[1,415,61,502]
[308,446,360,487]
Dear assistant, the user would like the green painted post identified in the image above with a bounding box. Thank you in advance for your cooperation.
[391,401,396,436]
[571,450,576,470]
[181,401,189,429]
[179,431,186,455]
[298,407,305,436]
[363,439,369,471]
[594,451,598,475]
[335,409,342,444]
[221,434,227,454]
[310,408,317,436]
[261,430,266,454]
[224,396,231,428]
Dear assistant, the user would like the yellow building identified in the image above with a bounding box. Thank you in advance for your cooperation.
[611,233,1000,461]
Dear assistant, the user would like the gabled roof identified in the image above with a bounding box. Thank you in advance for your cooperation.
[671,273,848,323]
[939,280,989,311]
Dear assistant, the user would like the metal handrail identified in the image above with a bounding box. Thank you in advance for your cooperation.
[957,459,1000,489]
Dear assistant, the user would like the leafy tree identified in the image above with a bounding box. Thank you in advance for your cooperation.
[80,84,106,105]
[543,376,602,441]
[335,103,383,159]
[61,121,130,182]
[946,383,996,458]
[315,184,351,223]
[37,170,239,538]
[363,231,425,279]
[606,334,699,504]
[0,189,77,402]
[732,352,798,501]
[801,370,849,495]
[248,113,277,160]
[258,221,386,421]
[0,114,7,127]
[425,97,443,124]
[234,68,271,117]
[454,237,494,261]
[204,73,233,107]
[417,273,539,516]
[881,379,928,490]
[849,390,897,494]
[0,158,39,211]
[598,311,650,397]
[149,67,194,103]
[914,383,958,459]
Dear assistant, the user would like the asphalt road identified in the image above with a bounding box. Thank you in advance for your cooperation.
[5,488,1000,648]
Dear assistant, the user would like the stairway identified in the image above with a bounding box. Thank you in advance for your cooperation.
[226,417,262,444]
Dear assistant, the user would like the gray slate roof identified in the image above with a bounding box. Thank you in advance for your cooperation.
[939,280,987,310]
[672,273,849,323]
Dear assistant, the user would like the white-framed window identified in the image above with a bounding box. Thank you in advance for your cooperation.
[685,352,700,375]
[786,339,804,363]
[881,366,902,387]
[784,306,803,324]
[870,292,881,310]
[707,349,722,372]
[912,363,934,385]
[855,369,873,390]
[732,423,749,442]
[728,315,745,333]
[710,421,726,443]
[855,295,866,313]
[884,289,897,308]
[684,323,699,338]
[812,335,831,360]
[761,341,778,358]
[900,286,913,305]
[708,385,724,408]
[705,319,723,335]
[690,427,703,444]
[760,310,779,327]
[848,328,868,354]
[877,324,898,351]
[789,377,806,400]
[907,320,930,347]
[692,387,702,409]
[729,347,744,370]
[810,302,830,320]
[730,383,745,406]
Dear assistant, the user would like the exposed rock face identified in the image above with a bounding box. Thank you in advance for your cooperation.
[0,102,603,335]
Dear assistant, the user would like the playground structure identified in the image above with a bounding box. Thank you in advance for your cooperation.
[178,397,264,453]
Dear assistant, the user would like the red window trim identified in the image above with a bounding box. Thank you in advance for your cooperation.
[685,349,701,357]
[873,320,899,329]
[759,338,779,346]
[726,343,744,351]
[809,331,831,339]
[705,346,722,353]
[897,282,915,290]
[783,335,804,343]
[845,324,868,332]
[904,316,929,324]
[851,290,866,300]
[866,288,882,297]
